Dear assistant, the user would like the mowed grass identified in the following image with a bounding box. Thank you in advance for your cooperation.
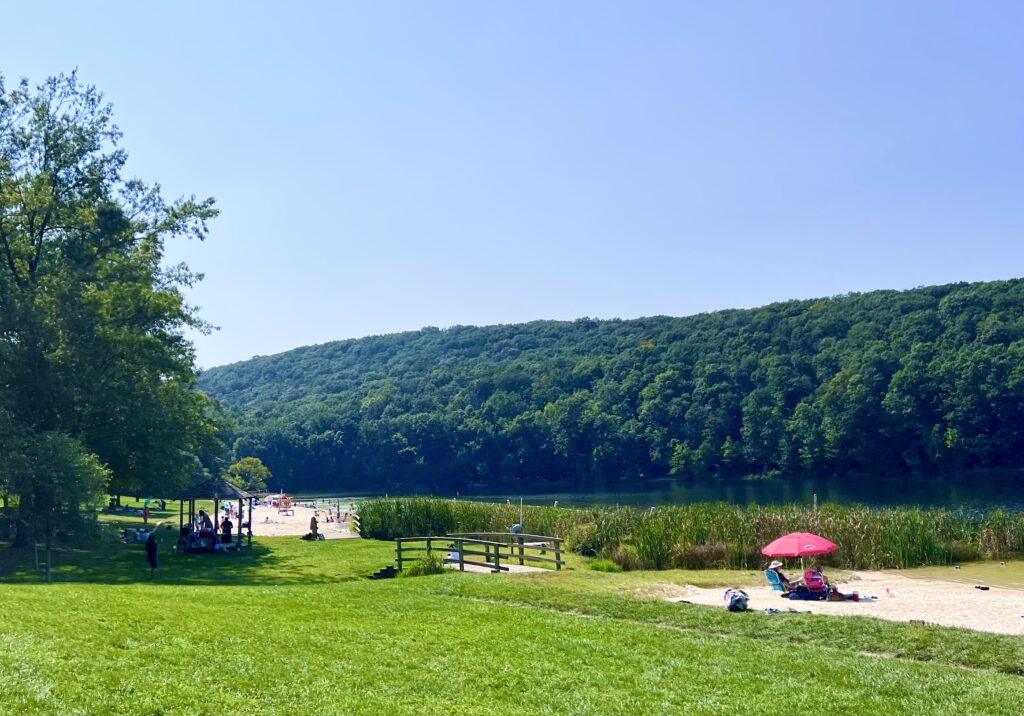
[895,560,1024,590]
[0,534,1023,715]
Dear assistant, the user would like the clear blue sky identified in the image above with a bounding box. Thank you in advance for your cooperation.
[6,2,1024,368]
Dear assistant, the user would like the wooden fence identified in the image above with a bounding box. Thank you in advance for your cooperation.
[395,532,563,573]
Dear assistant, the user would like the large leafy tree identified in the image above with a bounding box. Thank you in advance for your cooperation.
[225,456,271,492]
[0,72,224,540]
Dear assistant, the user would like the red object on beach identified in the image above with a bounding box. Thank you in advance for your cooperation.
[761,532,838,557]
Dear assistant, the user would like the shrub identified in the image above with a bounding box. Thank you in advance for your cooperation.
[672,542,727,569]
[609,543,642,571]
[401,552,446,577]
[565,523,601,556]
[589,559,622,572]
[946,540,981,563]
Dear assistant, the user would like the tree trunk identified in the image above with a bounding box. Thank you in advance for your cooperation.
[13,518,32,548]
[45,522,51,582]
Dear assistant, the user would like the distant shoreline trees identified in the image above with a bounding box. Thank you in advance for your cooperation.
[201,279,1024,494]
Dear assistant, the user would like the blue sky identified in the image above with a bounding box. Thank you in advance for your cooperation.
[5,2,1023,368]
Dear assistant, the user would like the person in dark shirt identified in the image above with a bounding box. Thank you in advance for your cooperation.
[221,517,233,544]
[768,560,798,590]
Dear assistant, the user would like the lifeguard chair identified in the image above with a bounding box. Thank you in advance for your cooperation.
[278,495,294,516]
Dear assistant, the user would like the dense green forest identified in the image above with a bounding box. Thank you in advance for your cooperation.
[200,279,1024,494]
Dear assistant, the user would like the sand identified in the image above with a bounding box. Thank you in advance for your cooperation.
[249,503,359,540]
[665,571,1024,635]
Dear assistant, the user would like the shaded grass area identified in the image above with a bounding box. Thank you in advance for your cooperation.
[0,530,392,586]
[0,537,1022,714]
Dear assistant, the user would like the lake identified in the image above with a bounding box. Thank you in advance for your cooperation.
[457,471,1024,510]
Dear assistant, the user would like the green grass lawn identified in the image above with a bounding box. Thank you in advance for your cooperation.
[0,530,1022,715]
[895,560,1024,590]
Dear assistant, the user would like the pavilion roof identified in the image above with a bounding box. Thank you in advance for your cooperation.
[179,477,255,501]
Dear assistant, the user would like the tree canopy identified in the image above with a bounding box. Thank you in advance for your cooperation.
[0,73,225,539]
[225,457,271,493]
[200,279,1024,494]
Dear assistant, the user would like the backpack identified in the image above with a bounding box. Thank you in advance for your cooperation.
[724,587,749,612]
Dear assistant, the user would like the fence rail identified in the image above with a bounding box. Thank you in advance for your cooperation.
[396,533,562,573]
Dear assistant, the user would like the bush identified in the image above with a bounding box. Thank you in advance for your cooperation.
[672,542,727,569]
[946,540,981,563]
[589,559,622,572]
[609,543,642,571]
[401,552,447,577]
[565,523,601,556]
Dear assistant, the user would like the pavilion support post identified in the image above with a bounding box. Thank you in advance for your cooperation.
[214,499,220,542]
[237,498,243,546]
[179,500,183,533]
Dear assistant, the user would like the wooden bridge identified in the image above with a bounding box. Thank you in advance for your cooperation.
[395,532,563,573]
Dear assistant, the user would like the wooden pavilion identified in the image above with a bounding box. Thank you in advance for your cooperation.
[178,478,255,551]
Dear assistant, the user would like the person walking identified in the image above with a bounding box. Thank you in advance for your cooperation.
[145,532,158,579]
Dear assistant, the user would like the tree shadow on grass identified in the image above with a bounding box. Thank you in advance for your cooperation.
[0,535,384,586]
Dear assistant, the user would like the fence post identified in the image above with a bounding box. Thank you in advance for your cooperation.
[518,535,525,566]
[555,538,562,571]
[396,539,403,572]
[457,539,465,571]
[493,541,501,573]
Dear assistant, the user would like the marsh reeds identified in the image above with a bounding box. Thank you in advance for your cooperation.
[359,497,1024,570]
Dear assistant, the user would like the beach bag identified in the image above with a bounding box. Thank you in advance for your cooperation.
[724,587,749,612]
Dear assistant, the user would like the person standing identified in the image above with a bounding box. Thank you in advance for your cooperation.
[310,515,319,540]
[198,509,213,530]
[145,532,158,579]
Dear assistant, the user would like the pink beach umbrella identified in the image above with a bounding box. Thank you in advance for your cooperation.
[761,531,838,558]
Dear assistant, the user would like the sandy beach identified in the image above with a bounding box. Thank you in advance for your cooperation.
[249,503,359,540]
[665,570,1024,635]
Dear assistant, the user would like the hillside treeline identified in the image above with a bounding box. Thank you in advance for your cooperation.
[200,279,1024,493]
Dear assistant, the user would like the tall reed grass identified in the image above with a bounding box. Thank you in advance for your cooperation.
[358,498,1024,570]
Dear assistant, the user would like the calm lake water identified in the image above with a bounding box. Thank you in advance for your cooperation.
[457,471,1024,510]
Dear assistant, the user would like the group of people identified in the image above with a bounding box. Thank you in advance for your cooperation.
[177,508,246,552]
[767,560,855,601]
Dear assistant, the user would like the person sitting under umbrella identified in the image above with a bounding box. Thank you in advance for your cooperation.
[767,560,800,591]
[804,562,854,600]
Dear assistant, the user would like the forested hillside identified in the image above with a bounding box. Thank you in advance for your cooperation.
[200,279,1024,493]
